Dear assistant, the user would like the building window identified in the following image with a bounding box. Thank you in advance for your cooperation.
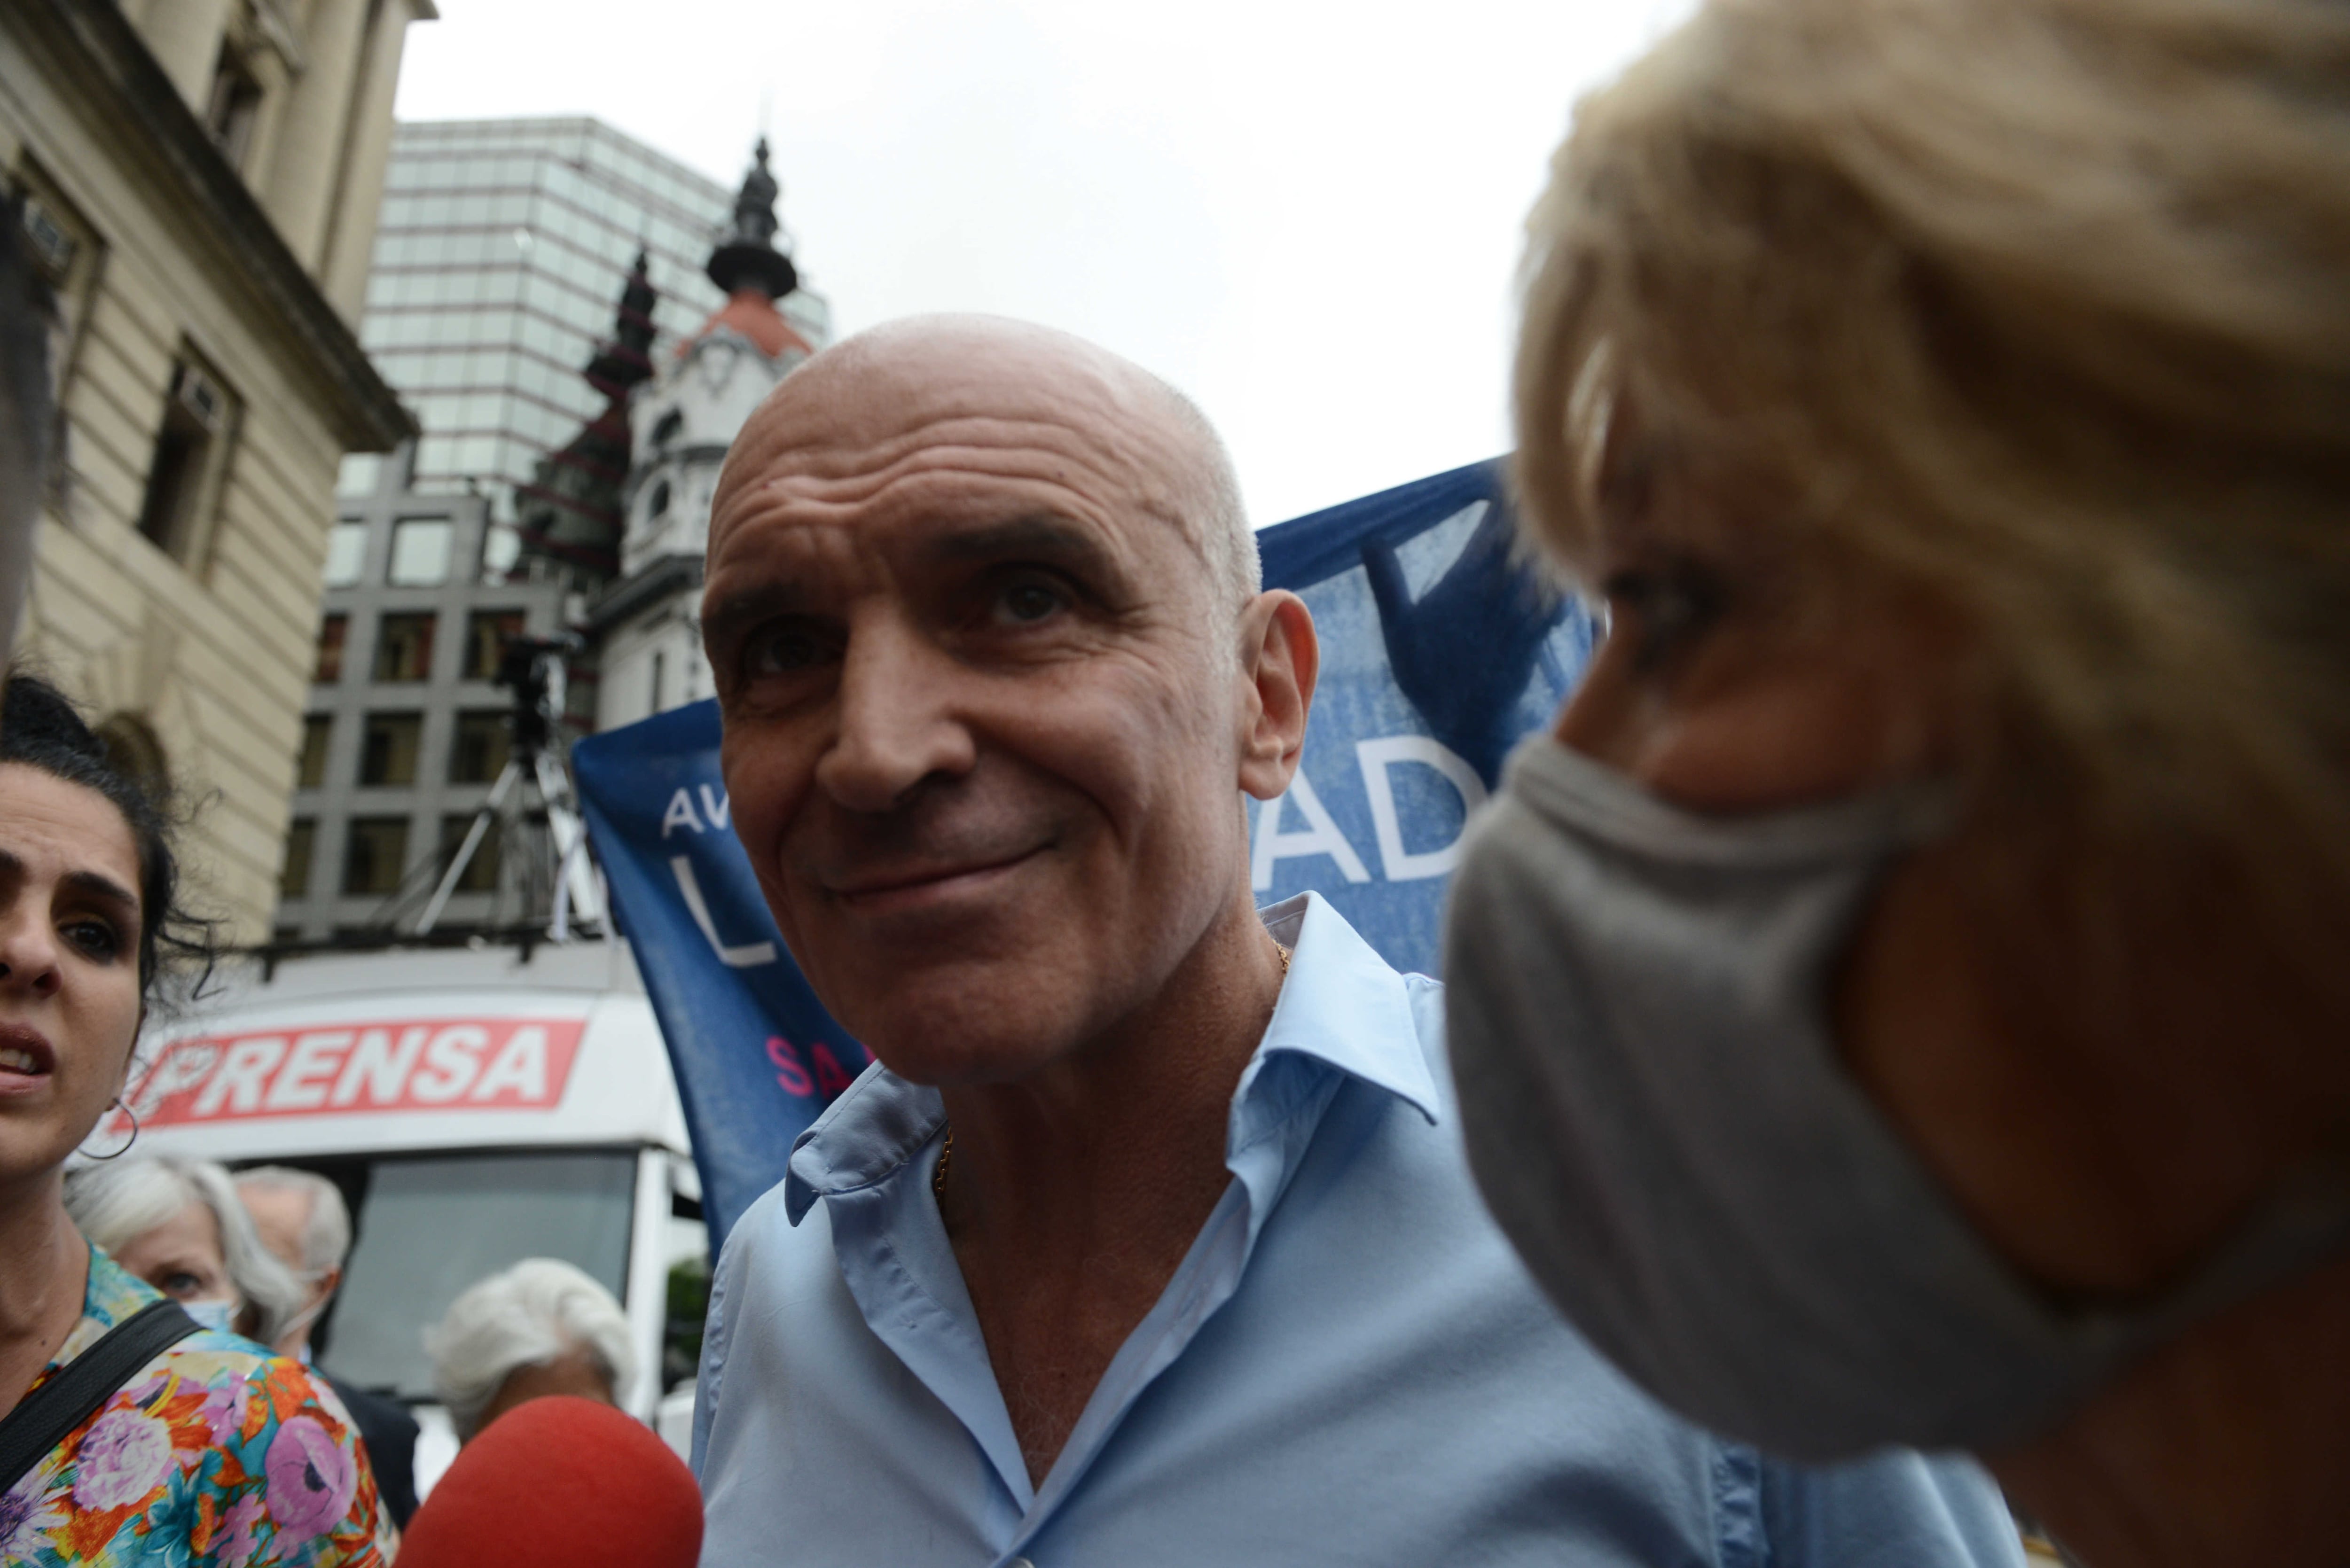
[342,817,410,896]
[373,613,436,682]
[14,160,104,413]
[136,353,240,567]
[481,521,522,579]
[296,715,332,789]
[336,452,383,498]
[322,522,367,588]
[316,614,349,683]
[438,813,501,894]
[388,516,455,585]
[282,819,316,899]
[205,45,264,170]
[448,710,510,784]
[359,713,423,786]
[463,610,526,680]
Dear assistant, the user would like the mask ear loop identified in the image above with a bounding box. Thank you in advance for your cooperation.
[79,1096,140,1161]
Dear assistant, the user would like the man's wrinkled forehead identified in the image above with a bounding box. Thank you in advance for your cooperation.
[708,318,1206,555]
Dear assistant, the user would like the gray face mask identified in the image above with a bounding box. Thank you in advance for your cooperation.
[1442,737,2350,1460]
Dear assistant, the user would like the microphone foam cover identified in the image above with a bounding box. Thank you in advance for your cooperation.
[395,1396,702,1568]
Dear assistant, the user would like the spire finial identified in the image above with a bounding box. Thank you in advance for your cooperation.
[707,136,797,299]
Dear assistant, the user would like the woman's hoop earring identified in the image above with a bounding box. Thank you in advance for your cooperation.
[79,1097,140,1161]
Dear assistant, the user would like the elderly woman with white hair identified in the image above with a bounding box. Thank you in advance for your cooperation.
[424,1258,635,1444]
[65,1153,307,1348]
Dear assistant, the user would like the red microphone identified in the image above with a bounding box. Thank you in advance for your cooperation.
[394,1396,703,1568]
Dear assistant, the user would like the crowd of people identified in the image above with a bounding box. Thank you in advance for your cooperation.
[4,0,2346,1563]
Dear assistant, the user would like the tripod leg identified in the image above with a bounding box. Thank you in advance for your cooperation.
[418,758,523,934]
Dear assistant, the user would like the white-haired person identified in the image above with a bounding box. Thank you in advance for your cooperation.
[1444,0,2350,1566]
[424,1258,634,1444]
[65,1154,305,1347]
[237,1166,421,1527]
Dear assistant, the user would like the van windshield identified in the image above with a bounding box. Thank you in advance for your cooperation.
[313,1149,636,1403]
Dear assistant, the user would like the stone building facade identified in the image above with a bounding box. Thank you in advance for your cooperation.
[2,0,425,942]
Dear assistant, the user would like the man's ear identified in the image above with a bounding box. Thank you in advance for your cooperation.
[1236,591,1317,802]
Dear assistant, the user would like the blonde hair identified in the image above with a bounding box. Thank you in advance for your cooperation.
[1515,0,2350,977]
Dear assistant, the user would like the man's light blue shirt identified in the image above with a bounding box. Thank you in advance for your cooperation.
[694,892,2024,1568]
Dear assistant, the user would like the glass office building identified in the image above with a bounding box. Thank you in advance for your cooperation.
[343,117,830,572]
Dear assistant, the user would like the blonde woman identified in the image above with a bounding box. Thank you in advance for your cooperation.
[1442,2,2350,1566]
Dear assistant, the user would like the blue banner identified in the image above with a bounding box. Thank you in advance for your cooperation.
[573,704,871,1245]
[575,458,1594,1240]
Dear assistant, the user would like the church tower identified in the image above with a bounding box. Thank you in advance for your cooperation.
[593,140,815,728]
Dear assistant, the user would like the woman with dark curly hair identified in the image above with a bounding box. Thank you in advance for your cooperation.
[0,673,392,1565]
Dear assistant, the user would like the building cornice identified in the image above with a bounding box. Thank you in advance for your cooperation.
[10,0,416,451]
[588,552,703,633]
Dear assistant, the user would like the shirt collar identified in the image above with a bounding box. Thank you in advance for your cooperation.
[784,891,1438,1223]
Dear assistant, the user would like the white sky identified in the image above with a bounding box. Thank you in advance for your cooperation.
[394,0,1696,526]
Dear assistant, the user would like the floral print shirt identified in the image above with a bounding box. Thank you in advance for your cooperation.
[0,1246,392,1567]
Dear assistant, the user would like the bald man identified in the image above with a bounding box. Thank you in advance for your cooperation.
[688,316,2024,1568]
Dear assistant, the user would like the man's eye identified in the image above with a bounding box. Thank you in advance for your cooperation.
[743,623,837,677]
[1601,564,1725,673]
[996,579,1066,625]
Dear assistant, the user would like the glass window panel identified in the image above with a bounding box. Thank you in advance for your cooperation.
[334,454,381,500]
[281,819,314,898]
[322,520,368,585]
[455,435,497,472]
[315,614,348,683]
[387,517,453,586]
[437,812,501,893]
[359,712,422,786]
[321,1151,635,1401]
[462,610,525,679]
[296,716,331,789]
[340,815,410,895]
[447,709,510,784]
[372,612,436,682]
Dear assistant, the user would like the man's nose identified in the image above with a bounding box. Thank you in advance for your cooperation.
[0,904,64,1000]
[814,621,976,814]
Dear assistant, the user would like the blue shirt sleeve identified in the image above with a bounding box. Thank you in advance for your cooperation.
[1756,1446,2027,1568]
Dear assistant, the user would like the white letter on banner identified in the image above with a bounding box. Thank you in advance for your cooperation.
[698,785,732,832]
[670,855,778,967]
[1355,735,1490,881]
[660,789,705,838]
[1251,768,1371,890]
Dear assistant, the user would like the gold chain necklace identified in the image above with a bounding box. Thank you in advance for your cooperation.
[932,942,1292,1202]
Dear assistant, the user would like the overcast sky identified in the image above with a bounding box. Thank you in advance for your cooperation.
[394,0,1696,526]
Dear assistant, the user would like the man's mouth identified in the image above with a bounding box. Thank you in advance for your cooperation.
[824,847,1045,910]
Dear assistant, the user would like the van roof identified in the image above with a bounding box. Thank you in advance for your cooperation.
[109,939,691,1163]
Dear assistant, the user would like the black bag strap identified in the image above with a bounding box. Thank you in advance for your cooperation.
[0,1298,199,1496]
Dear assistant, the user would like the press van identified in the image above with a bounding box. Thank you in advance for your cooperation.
[97,938,706,1493]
